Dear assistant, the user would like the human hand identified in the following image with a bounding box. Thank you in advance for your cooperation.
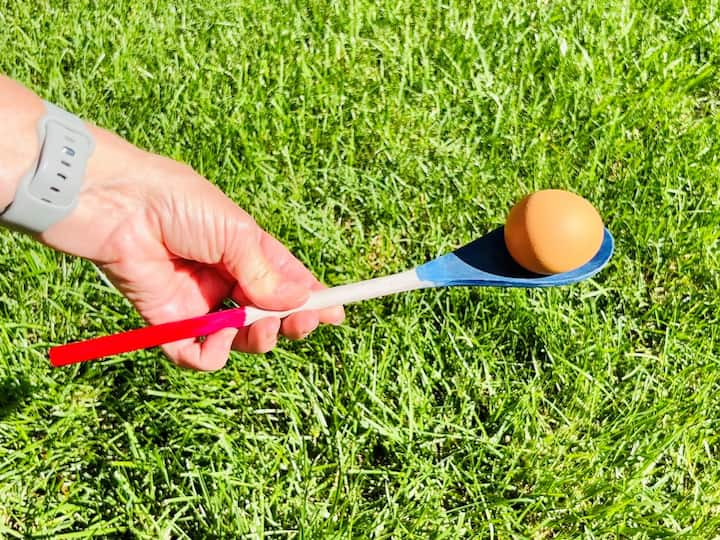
[0,76,343,370]
[39,137,344,369]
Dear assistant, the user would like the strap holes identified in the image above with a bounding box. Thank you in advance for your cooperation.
[57,172,67,180]
[41,198,52,203]
[50,186,60,193]
[61,160,71,167]
[62,146,76,156]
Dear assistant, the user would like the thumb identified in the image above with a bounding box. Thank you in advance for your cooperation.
[223,225,310,311]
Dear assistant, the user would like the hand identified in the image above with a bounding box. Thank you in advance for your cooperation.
[40,138,344,370]
[0,77,343,370]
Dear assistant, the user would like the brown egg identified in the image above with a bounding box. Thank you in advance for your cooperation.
[504,190,604,275]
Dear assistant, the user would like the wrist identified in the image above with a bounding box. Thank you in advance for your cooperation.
[0,76,154,258]
[0,77,148,248]
[39,126,156,260]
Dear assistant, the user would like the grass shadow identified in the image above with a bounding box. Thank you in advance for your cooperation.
[0,375,35,420]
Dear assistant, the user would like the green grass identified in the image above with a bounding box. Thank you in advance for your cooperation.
[1,0,720,537]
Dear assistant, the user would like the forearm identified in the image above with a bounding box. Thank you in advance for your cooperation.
[0,75,45,210]
[0,75,158,258]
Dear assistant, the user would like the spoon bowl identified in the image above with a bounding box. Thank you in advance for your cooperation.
[419,226,614,287]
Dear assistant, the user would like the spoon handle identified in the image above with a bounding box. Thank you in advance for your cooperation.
[49,308,248,367]
[244,269,431,323]
[49,269,431,366]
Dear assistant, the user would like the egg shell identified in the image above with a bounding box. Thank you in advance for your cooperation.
[504,190,604,275]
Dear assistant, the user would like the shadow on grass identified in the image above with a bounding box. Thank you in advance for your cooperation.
[0,375,35,420]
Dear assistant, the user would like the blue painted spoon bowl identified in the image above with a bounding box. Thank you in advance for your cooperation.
[416,226,614,287]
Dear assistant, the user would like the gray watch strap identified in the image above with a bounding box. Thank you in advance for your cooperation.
[0,101,95,233]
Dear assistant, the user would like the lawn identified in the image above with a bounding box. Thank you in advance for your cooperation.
[1,0,720,537]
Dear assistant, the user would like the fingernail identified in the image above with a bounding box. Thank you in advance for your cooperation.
[328,306,345,325]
